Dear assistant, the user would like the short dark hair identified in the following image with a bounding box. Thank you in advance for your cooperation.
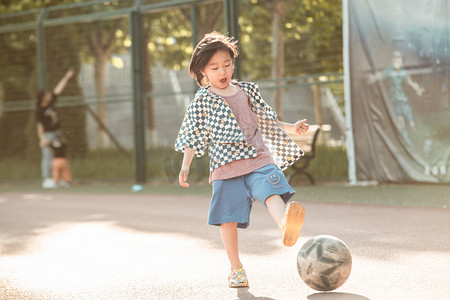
[189,32,239,87]
[36,89,48,107]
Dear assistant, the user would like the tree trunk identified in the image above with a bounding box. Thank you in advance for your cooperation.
[94,53,110,148]
[269,0,287,121]
[85,23,118,149]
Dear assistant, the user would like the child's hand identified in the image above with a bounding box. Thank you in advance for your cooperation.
[295,119,309,135]
[39,138,49,148]
[66,67,75,78]
[416,86,425,96]
[179,168,190,187]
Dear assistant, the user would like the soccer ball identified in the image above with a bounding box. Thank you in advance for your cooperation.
[297,235,352,291]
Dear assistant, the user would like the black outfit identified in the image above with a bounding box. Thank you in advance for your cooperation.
[50,136,66,158]
[36,94,60,132]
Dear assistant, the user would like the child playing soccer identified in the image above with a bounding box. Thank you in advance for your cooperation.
[175,32,309,288]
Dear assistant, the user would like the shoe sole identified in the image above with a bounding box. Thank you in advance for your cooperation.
[229,282,249,288]
[228,284,249,289]
[282,202,305,247]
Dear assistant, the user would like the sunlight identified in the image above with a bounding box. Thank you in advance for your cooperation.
[0,222,223,294]
[21,194,54,202]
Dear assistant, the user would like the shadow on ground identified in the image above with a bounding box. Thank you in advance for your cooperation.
[308,292,370,300]
[237,287,276,300]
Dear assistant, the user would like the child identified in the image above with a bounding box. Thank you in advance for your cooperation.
[36,67,74,188]
[175,32,309,288]
[50,135,72,188]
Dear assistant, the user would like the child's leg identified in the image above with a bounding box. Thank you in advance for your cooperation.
[266,195,305,247]
[52,159,61,183]
[265,194,286,230]
[42,145,54,179]
[220,222,243,271]
[61,159,72,183]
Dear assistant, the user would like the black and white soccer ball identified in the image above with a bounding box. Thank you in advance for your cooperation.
[297,235,352,291]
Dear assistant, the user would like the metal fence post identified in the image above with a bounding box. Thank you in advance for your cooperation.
[36,8,48,90]
[130,2,146,184]
[223,0,240,79]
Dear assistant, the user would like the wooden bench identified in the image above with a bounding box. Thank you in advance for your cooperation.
[287,124,331,185]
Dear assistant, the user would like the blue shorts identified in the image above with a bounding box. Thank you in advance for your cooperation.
[208,164,295,229]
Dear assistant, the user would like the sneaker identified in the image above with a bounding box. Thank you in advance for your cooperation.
[228,268,249,288]
[281,201,305,247]
[440,165,447,175]
[432,166,439,176]
[59,181,71,188]
[42,178,57,189]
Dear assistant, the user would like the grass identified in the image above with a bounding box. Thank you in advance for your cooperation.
[2,145,449,209]
[294,184,450,208]
[1,180,449,209]
[0,145,347,182]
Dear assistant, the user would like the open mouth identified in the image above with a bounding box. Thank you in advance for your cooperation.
[220,78,227,84]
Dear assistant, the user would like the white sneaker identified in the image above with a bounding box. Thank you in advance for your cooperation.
[432,166,439,176]
[42,178,57,189]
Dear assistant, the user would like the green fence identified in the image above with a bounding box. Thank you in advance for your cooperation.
[0,0,344,184]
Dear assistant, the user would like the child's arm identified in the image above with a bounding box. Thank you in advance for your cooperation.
[53,68,74,96]
[179,147,196,187]
[406,75,425,96]
[367,71,383,84]
[277,119,309,136]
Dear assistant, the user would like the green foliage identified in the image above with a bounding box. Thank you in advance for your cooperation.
[284,144,348,183]
[143,9,194,71]
[239,0,342,79]
[0,0,91,14]
[239,1,273,79]
[142,2,225,71]
[309,144,348,179]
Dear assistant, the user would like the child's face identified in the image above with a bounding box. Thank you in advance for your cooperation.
[393,57,402,70]
[201,49,234,90]
[40,92,52,107]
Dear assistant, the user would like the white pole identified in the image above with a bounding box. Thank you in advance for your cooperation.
[342,0,357,185]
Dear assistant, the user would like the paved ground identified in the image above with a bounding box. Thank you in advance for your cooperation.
[0,190,449,300]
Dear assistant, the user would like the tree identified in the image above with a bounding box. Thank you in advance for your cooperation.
[140,1,223,146]
[266,0,293,120]
[239,0,342,78]
[81,18,129,148]
[284,0,342,76]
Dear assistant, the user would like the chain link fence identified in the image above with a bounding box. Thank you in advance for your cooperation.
[0,0,344,183]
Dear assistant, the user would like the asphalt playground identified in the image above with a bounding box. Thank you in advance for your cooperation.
[0,186,449,300]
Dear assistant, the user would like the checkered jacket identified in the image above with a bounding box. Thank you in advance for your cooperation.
[175,81,304,173]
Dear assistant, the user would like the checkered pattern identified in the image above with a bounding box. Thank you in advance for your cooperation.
[175,81,304,173]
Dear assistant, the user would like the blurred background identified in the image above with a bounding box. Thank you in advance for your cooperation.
[0,0,345,185]
[0,0,447,185]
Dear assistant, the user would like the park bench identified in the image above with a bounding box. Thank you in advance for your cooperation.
[287,124,331,185]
